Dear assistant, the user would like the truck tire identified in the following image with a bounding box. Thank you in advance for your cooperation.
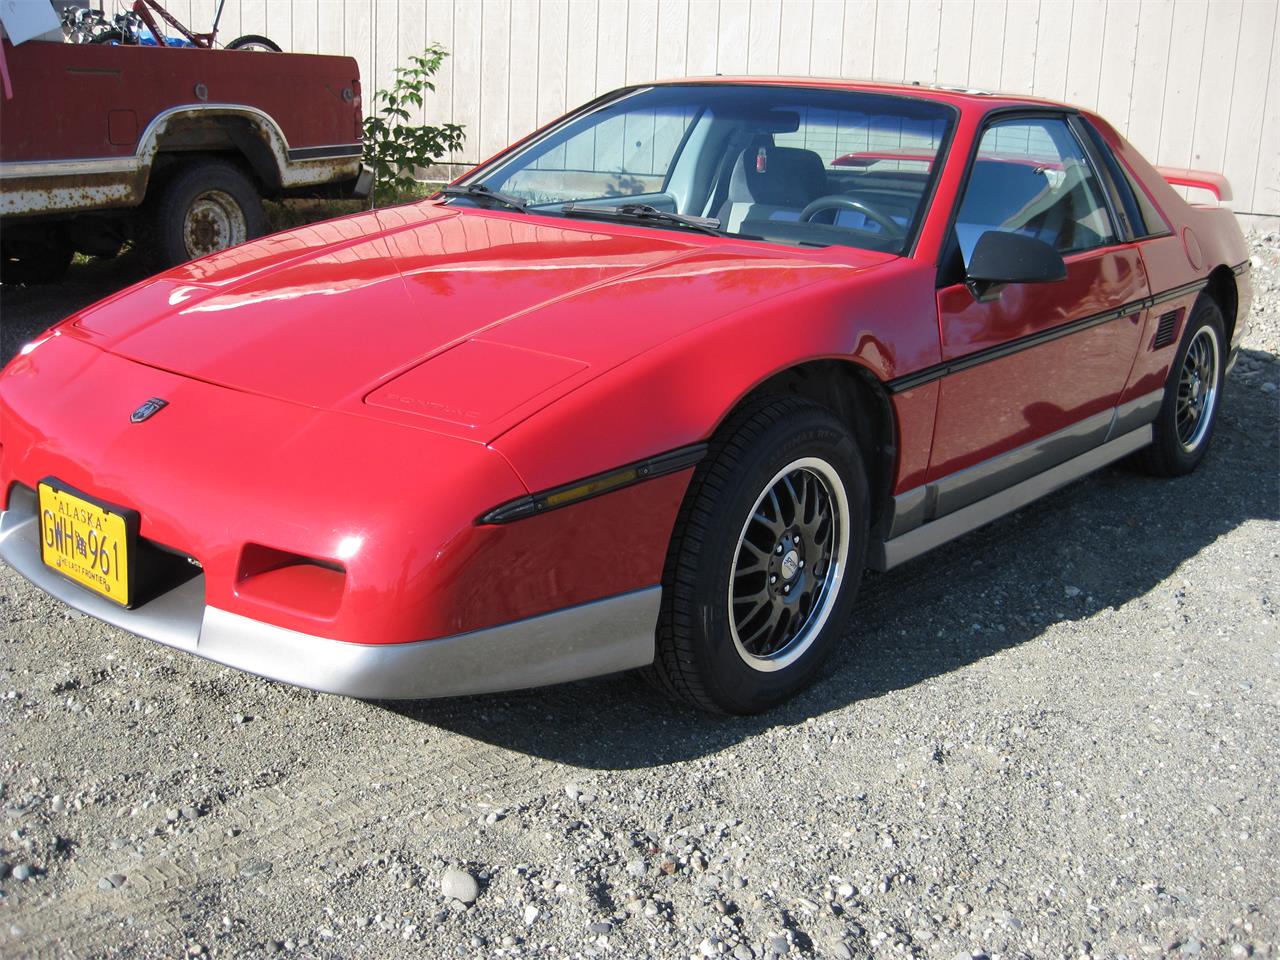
[146,158,266,268]
[0,227,73,286]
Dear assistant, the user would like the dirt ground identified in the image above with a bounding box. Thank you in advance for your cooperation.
[0,234,1276,960]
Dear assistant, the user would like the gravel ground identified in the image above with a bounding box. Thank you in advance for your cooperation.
[0,234,1277,960]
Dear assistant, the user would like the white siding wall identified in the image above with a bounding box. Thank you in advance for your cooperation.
[169,0,1279,219]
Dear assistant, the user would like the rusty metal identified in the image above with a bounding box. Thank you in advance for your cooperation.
[0,165,151,218]
[2,105,363,219]
[182,188,247,257]
[1,41,367,227]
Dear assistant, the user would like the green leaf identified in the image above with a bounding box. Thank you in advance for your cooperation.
[362,45,467,199]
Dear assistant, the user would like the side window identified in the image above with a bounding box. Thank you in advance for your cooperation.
[1118,161,1170,238]
[1080,121,1170,239]
[954,117,1117,263]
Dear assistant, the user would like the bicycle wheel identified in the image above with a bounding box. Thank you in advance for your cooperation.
[227,34,281,52]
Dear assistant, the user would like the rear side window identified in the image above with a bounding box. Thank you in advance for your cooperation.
[953,116,1117,263]
[1081,120,1170,239]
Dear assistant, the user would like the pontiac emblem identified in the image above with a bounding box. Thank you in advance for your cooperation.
[130,398,168,423]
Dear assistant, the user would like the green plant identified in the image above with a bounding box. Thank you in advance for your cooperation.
[363,45,465,204]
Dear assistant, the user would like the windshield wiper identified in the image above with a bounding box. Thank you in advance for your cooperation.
[438,183,528,213]
[560,202,722,236]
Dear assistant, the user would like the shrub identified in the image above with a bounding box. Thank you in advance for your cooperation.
[363,45,465,204]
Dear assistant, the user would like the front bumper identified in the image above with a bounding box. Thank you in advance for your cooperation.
[0,488,658,699]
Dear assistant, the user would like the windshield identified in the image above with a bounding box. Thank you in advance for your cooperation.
[452,84,955,255]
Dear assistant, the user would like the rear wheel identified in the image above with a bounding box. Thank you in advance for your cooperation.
[1133,297,1226,477]
[145,159,266,268]
[227,34,281,52]
[90,28,127,44]
[648,397,869,714]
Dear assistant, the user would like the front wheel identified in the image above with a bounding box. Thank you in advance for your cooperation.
[1133,297,1226,477]
[648,397,869,714]
[227,34,281,52]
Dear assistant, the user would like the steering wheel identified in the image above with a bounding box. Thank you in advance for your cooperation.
[798,195,905,238]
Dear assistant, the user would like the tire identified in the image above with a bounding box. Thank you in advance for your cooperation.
[0,228,73,286]
[648,396,870,714]
[144,158,266,268]
[1132,296,1227,477]
[227,34,282,52]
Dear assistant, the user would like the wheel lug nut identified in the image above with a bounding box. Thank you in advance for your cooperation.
[798,560,804,568]
[782,585,790,595]
[770,574,777,584]
[776,544,784,554]
[792,535,801,544]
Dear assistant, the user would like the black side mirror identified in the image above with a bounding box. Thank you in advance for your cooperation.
[966,230,1067,301]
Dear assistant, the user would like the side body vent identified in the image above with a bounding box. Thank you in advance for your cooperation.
[1153,309,1182,349]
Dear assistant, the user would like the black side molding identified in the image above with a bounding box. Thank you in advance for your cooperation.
[889,275,1216,394]
[479,444,707,524]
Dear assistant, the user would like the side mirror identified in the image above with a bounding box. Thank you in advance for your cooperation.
[966,230,1067,301]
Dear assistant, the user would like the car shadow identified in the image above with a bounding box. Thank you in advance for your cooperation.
[0,251,155,365]
[383,356,1278,769]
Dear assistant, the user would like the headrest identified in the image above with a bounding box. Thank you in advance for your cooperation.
[727,142,828,208]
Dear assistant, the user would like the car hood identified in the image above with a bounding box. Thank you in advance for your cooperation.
[72,204,893,442]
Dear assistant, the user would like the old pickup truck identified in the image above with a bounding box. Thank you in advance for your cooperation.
[0,38,371,283]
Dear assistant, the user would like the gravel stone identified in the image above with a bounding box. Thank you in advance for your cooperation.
[96,873,126,890]
[440,867,479,904]
[0,232,1277,959]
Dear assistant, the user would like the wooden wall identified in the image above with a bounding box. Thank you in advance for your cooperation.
[160,0,1279,218]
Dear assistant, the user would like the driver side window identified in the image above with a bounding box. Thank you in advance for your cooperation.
[955,117,1117,263]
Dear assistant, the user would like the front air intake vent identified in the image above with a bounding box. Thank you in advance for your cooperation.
[1153,309,1182,349]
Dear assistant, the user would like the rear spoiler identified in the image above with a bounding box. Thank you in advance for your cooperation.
[1155,166,1233,203]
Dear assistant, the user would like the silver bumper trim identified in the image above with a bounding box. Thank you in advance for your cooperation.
[871,424,1153,570]
[0,489,658,699]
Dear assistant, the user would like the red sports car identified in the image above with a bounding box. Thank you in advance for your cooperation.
[0,79,1252,714]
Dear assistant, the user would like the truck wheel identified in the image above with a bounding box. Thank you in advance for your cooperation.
[0,229,73,286]
[146,159,266,267]
[227,34,281,52]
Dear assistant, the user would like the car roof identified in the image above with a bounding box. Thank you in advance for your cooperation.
[650,75,1070,115]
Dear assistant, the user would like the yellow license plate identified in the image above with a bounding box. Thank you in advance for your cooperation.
[38,481,136,607]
